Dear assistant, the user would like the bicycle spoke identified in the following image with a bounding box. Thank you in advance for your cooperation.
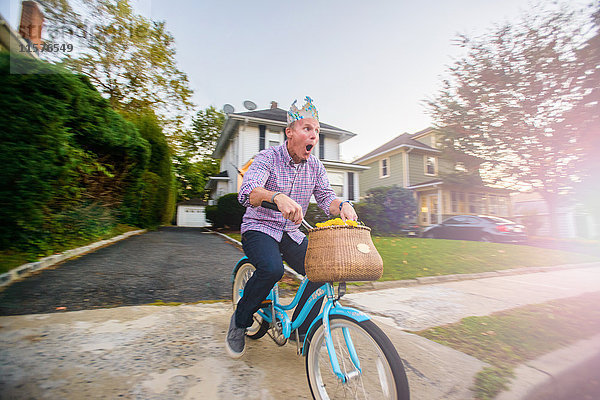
[307,316,407,400]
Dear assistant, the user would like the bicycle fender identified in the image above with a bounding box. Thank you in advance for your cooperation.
[231,256,250,283]
[302,305,371,356]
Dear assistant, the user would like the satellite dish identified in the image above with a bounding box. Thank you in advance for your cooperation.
[223,104,235,114]
[243,100,257,111]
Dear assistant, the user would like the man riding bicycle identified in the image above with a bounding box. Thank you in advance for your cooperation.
[226,96,358,358]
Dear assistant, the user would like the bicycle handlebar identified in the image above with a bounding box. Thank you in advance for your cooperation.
[261,201,314,230]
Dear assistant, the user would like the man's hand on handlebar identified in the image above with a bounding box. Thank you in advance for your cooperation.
[273,193,303,225]
[340,201,358,222]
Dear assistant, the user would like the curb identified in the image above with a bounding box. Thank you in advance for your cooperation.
[346,262,600,293]
[209,230,600,291]
[496,333,600,400]
[0,229,147,289]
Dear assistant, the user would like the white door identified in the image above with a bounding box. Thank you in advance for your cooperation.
[177,206,208,227]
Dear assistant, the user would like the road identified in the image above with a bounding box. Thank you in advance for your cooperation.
[0,227,244,316]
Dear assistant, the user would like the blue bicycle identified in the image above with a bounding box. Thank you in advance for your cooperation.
[231,202,410,400]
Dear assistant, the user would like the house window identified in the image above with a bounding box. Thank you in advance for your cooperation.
[380,158,390,178]
[268,140,279,148]
[425,156,438,176]
[347,172,355,201]
[328,172,344,197]
[259,125,266,151]
[319,134,325,160]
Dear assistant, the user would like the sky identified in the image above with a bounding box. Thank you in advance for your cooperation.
[1,0,589,161]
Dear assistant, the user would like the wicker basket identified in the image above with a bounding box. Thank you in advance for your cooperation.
[305,225,383,282]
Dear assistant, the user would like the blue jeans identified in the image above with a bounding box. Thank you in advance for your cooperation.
[236,230,324,336]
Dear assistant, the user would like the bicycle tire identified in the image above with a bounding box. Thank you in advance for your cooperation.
[305,315,409,400]
[232,262,269,340]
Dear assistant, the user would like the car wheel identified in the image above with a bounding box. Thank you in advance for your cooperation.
[480,235,493,243]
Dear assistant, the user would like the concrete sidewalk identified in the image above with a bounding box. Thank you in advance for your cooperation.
[343,263,600,399]
[0,264,598,399]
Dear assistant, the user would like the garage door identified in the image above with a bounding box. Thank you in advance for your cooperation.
[177,206,209,227]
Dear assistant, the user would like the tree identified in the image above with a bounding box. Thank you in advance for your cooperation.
[38,0,194,143]
[182,106,226,159]
[427,2,598,233]
[174,106,225,201]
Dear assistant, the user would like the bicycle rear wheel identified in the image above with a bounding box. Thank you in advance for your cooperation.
[232,261,269,339]
[305,315,409,400]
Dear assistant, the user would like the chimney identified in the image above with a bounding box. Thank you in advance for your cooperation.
[270,101,278,109]
[19,1,45,47]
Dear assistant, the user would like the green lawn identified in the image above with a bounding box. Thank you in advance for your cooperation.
[414,291,600,399]
[373,237,600,281]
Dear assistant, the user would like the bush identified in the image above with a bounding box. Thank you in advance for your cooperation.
[357,186,417,235]
[205,205,223,228]
[125,111,175,228]
[0,52,149,252]
[217,193,246,229]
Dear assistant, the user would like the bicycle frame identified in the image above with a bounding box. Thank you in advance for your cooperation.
[233,255,371,383]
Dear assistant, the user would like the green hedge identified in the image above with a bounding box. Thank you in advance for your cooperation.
[0,52,157,253]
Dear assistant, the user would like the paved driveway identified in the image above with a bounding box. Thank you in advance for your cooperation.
[0,227,244,316]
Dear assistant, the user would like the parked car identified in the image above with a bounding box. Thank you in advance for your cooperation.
[420,215,527,243]
[399,222,422,237]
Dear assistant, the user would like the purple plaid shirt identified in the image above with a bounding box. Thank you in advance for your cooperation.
[238,142,337,244]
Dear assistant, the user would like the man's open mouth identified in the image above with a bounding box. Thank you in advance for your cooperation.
[306,144,313,151]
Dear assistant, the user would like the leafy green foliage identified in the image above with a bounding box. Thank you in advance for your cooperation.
[174,106,224,201]
[0,52,149,252]
[124,110,175,227]
[205,205,223,229]
[174,155,219,202]
[205,193,246,229]
[356,186,417,235]
[216,193,246,229]
[38,0,194,140]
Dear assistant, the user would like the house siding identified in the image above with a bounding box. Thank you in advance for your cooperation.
[358,154,404,197]
[408,152,431,185]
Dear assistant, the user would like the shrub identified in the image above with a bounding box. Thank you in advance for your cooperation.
[358,186,417,235]
[0,52,149,251]
[125,111,175,228]
[205,205,223,228]
[217,193,246,229]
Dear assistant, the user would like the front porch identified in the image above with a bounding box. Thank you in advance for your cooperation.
[408,182,513,226]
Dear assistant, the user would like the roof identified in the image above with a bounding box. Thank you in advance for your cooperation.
[230,108,353,134]
[353,132,440,164]
[213,107,357,158]
[177,198,208,206]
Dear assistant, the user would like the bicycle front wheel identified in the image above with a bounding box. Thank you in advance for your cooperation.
[232,261,269,340]
[305,315,409,400]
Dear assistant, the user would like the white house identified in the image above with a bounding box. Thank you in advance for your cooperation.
[207,102,368,203]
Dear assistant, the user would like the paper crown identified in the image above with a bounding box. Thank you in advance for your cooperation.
[287,96,319,125]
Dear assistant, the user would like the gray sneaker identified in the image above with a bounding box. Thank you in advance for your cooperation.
[225,313,246,358]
